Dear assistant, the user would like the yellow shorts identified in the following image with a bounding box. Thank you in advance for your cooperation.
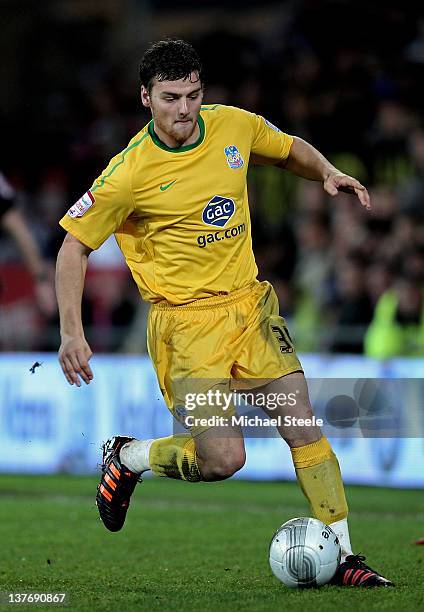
[147,280,302,435]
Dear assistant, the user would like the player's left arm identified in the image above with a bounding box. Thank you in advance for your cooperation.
[280,136,371,210]
[243,109,370,210]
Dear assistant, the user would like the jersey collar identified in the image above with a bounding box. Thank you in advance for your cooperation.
[148,115,205,153]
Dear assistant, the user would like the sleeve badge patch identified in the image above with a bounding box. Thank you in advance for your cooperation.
[67,190,95,218]
[263,117,281,132]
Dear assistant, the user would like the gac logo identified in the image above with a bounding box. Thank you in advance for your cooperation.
[202,195,235,227]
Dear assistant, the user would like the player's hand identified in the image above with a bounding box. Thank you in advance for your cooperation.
[59,335,93,387]
[323,171,371,210]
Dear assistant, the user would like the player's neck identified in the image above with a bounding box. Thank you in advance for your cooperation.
[153,121,200,150]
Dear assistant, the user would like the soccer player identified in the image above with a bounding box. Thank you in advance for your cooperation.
[56,39,392,587]
[0,171,56,316]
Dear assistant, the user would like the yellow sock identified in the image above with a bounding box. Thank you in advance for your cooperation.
[149,434,202,482]
[291,436,348,524]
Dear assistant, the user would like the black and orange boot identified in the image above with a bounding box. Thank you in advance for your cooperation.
[96,436,141,532]
[331,554,394,587]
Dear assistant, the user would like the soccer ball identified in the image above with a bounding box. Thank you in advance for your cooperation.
[269,517,341,588]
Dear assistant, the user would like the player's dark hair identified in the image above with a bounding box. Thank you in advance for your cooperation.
[139,39,203,91]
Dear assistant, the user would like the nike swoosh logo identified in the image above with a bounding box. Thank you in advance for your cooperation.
[160,180,177,191]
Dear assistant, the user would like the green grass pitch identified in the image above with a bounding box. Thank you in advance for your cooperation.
[0,475,423,611]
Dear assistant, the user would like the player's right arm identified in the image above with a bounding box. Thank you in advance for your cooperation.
[56,232,93,387]
[56,139,137,385]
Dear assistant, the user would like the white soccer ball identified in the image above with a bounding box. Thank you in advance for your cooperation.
[269,517,341,588]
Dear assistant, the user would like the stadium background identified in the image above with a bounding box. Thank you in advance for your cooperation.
[0,3,424,608]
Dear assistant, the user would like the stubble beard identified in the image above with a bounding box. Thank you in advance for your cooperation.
[152,108,196,146]
[170,119,196,145]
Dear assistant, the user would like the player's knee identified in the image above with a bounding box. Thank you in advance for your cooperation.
[200,448,246,481]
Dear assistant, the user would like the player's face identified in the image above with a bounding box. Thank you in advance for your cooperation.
[141,72,203,147]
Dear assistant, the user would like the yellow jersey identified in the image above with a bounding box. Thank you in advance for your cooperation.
[60,104,293,304]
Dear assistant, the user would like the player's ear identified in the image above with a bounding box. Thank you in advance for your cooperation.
[141,85,151,108]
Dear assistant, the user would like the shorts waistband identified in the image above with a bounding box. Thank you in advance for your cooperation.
[152,281,260,311]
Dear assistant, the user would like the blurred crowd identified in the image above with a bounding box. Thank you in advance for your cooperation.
[1,1,424,356]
